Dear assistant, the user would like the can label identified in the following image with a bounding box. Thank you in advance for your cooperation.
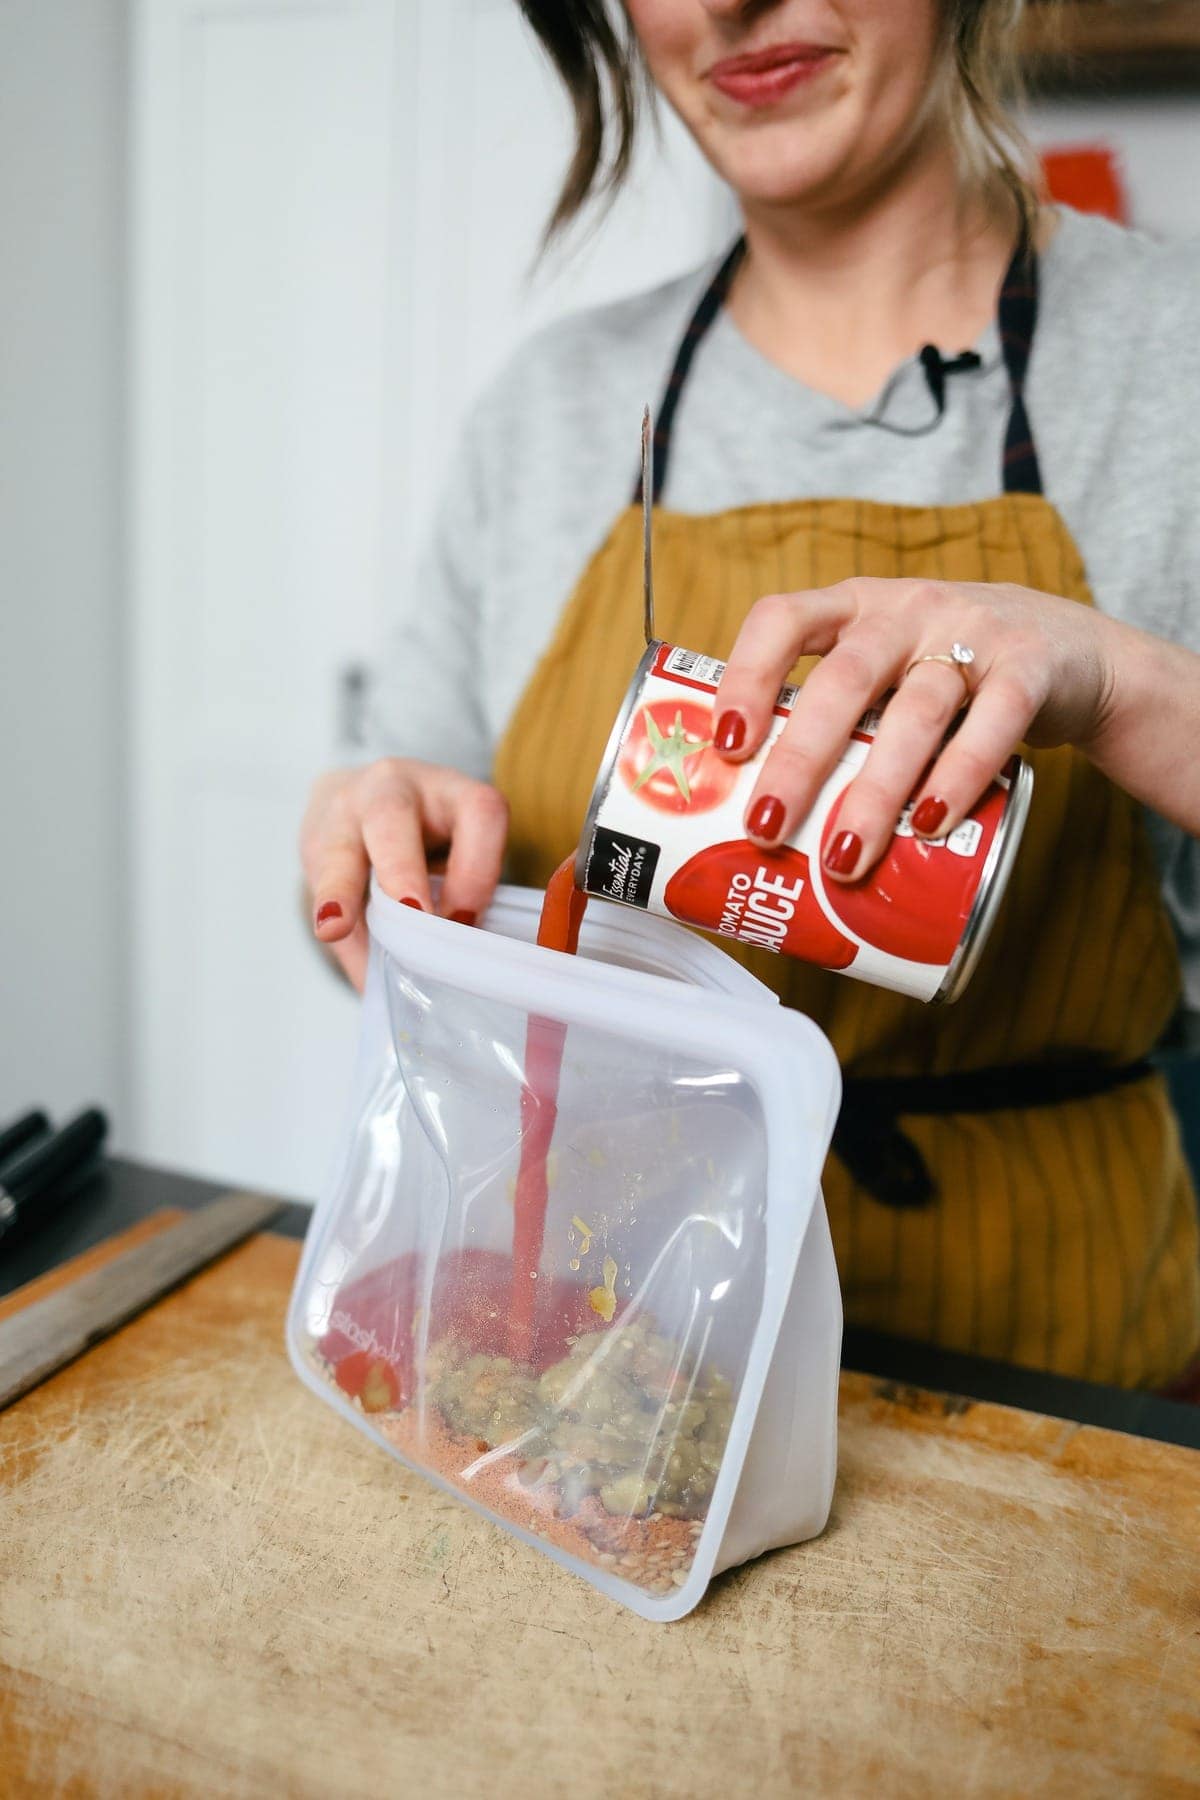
[579,643,1031,1003]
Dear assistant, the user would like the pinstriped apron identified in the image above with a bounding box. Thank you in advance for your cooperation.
[492,241,1200,1389]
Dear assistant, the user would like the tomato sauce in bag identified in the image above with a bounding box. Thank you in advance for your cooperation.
[509,859,588,1360]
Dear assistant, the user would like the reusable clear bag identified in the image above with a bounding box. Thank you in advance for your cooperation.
[288,883,842,1621]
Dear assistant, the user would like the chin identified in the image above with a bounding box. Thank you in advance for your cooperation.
[699,130,855,212]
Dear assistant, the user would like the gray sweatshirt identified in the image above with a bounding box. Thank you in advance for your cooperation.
[373,207,1200,1008]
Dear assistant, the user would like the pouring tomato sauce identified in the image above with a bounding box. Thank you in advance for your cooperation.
[509,855,589,1361]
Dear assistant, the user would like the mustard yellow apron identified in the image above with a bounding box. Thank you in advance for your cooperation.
[493,240,1200,1389]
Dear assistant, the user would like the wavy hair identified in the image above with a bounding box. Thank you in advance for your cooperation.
[516,0,1037,241]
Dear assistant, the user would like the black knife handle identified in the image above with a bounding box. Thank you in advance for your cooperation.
[0,1153,106,1250]
[0,1109,51,1169]
[0,1108,109,1209]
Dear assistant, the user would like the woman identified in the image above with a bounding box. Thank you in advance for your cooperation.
[301,0,1200,1389]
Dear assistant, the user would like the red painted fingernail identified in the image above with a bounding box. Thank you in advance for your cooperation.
[314,901,343,927]
[824,830,862,876]
[401,897,424,911]
[747,795,787,842]
[912,796,948,836]
[715,710,746,754]
[449,909,477,927]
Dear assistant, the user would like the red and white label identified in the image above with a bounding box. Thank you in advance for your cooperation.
[583,643,1021,1002]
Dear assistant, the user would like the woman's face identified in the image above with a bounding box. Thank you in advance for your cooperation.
[625,0,948,214]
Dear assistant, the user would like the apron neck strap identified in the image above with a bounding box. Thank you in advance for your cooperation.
[997,233,1043,495]
[633,231,1044,506]
[633,238,746,507]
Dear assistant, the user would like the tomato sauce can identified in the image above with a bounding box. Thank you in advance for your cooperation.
[576,642,1033,1003]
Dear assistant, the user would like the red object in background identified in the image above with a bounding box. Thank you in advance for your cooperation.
[1040,144,1129,224]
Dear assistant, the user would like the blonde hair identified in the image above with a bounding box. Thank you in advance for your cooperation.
[945,0,1040,240]
[517,0,1040,242]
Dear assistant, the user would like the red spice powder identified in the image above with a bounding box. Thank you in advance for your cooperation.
[375,1401,701,1597]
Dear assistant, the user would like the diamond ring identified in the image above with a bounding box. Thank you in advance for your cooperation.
[903,642,977,698]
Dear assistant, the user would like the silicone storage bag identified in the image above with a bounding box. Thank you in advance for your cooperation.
[288,882,843,1621]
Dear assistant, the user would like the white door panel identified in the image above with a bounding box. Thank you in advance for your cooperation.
[187,6,395,756]
[133,0,403,1190]
[190,771,359,1196]
[131,0,730,1197]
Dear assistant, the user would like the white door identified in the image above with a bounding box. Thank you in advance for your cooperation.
[129,0,731,1199]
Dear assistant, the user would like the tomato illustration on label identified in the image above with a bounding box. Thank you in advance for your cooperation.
[617,701,739,814]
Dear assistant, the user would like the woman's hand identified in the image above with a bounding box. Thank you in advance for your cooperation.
[300,759,509,990]
[712,577,1122,881]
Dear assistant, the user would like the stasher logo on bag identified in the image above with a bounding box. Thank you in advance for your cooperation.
[586,825,661,909]
[578,642,1033,1003]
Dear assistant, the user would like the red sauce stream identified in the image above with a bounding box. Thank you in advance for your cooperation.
[509,855,588,1361]
[322,858,602,1388]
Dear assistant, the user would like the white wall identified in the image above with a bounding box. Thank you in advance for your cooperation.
[0,0,129,1134]
[127,0,731,1201]
[1029,94,1200,237]
[396,2,737,544]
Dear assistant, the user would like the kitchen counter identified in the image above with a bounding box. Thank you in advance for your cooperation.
[2,1157,1197,1796]
[3,1154,1196,1451]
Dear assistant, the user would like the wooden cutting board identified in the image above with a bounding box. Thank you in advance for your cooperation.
[1,1229,1197,1800]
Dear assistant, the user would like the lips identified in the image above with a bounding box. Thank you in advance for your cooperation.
[707,41,838,107]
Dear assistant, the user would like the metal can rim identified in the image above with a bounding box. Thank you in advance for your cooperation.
[574,639,664,893]
[934,756,1034,1004]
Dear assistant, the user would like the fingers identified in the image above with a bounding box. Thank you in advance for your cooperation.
[741,619,910,846]
[906,666,1042,840]
[305,788,370,950]
[437,784,509,923]
[698,573,1056,883]
[361,769,435,914]
[303,760,511,959]
[713,584,863,760]
[820,665,1038,881]
[812,660,970,880]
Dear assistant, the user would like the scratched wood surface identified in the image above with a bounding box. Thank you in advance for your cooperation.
[1,1231,1197,1799]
